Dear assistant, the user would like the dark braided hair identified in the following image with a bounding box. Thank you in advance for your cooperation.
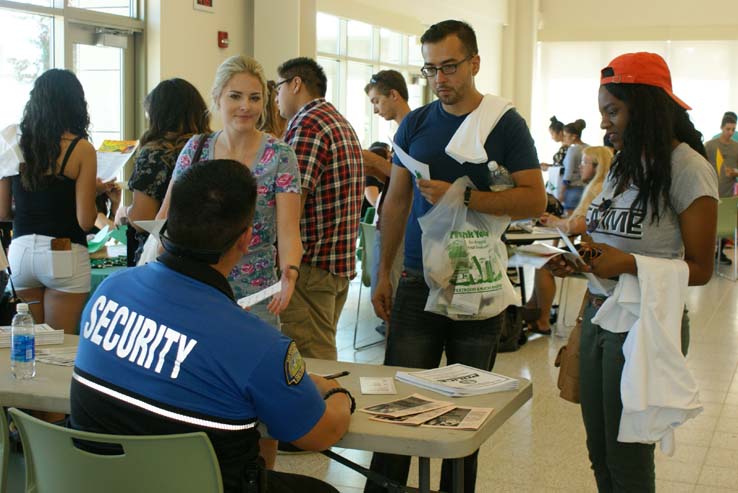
[603,83,705,223]
[19,69,90,191]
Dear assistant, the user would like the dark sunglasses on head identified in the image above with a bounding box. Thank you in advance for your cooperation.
[586,198,613,234]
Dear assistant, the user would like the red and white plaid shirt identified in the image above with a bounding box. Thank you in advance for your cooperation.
[285,98,364,278]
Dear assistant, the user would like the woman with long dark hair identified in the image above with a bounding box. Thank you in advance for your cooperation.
[115,78,211,263]
[549,52,717,491]
[0,69,98,333]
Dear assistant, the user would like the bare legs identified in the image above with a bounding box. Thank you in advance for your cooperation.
[16,287,88,334]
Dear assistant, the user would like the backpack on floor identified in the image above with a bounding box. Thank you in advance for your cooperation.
[497,305,527,353]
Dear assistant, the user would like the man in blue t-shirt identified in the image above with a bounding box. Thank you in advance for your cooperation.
[366,20,545,493]
[71,160,353,493]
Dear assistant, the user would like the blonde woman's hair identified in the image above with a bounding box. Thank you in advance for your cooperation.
[211,55,268,128]
[570,146,614,219]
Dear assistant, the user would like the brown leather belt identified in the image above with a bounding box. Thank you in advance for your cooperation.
[587,290,608,308]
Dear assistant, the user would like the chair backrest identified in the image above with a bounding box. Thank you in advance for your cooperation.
[356,207,376,262]
[8,408,223,493]
[716,196,738,239]
[361,222,377,288]
[0,410,8,493]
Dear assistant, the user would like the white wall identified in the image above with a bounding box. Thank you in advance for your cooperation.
[539,0,738,41]
[145,0,251,113]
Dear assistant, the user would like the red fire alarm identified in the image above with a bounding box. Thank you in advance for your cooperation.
[218,31,229,48]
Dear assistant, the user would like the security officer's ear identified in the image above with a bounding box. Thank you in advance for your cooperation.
[235,226,253,255]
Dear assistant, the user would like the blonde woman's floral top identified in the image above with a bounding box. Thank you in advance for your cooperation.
[173,131,301,299]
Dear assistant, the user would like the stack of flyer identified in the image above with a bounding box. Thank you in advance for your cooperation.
[0,324,64,348]
[359,394,493,430]
[395,363,519,397]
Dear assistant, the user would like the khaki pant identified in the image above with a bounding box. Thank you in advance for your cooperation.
[281,264,349,360]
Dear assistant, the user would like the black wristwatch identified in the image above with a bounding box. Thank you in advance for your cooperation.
[463,186,473,207]
[323,387,356,414]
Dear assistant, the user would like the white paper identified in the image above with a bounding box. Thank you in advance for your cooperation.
[0,243,8,270]
[0,124,22,178]
[97,141,138,181]
[392,140,430,180]
[360,377,398,395]
[36,347,77,366]
[396,364,518,397]
[237,281,281,308]
[132,219,166,240]
[369,405,455,426]
[0,324,64,348]
[359,393,452,418]
[420,406,494,430]
[556,228,610,294]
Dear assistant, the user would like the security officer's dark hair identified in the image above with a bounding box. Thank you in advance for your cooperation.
[277,57,327,98]
[420,20,478,57]
[364,70,409,102]
[167,159,256,255]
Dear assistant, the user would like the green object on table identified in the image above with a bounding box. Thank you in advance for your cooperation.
[8,407,224,493]
[87,225,128,253]
[110,225,128,245]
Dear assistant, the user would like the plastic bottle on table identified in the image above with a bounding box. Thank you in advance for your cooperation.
[10,303,35,379]
[488,161,514,191]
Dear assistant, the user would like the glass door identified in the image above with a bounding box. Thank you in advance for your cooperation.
[65,22,134,149]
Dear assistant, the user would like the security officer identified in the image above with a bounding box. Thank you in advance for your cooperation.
[71,159,354,493]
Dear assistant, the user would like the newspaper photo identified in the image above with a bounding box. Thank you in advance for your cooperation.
[396,363,518,397]
[359,393,451,418]
[369,405,456,426]
[421,406,494,430]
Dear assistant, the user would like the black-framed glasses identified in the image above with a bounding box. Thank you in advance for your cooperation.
[420,55,474,78]
[275,77,295,90]
[586,198,613,234]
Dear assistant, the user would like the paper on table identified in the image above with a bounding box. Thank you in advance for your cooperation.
[359,393,452,418]
[97,140,138,181]
[36,347,77,367]
[420,406,494,430]
[369,405,455,426]
[237,281,281,308]
[87,225,110,253]
[392,140,430,180]
[556,228,609,294]
[360,377,398,395]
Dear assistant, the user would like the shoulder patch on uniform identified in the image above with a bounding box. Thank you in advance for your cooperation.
[284,341,306,386]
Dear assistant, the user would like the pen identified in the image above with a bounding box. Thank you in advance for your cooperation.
[324,370,350,380]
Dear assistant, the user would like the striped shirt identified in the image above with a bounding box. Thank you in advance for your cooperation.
[285,98,364,278]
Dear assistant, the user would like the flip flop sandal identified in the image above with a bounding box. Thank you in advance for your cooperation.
[526,321,552,335]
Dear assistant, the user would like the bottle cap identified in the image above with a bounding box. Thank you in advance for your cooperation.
[16,303,29,313]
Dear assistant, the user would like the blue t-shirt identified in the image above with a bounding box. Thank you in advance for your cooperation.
[393,101,539,271]
[74,262,325,442]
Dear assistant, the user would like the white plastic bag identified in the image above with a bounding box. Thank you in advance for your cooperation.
[137,234,160,266]
[418,176,517,320]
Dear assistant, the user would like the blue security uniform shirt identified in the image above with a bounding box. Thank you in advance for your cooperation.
[71,259,326,491]
[393,101,540,271]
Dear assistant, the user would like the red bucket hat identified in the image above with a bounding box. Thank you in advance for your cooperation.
[600,52,691,110]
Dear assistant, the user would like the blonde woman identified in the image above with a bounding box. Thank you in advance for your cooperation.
[158,56,302,327]
[525,146,613,334]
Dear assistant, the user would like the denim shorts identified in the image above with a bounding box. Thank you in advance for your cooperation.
[9,234,91,293]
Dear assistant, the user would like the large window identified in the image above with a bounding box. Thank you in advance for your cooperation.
[316,12,428,147]
[532,40,738,165]
[0,0,141,152]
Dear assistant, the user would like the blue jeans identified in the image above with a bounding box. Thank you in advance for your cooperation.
[364,269,504,493]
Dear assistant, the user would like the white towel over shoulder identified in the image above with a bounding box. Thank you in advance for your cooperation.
[445,94,513,165]
[592,255,701,456]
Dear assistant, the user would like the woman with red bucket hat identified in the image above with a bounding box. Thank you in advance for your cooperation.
[547,52,718,491]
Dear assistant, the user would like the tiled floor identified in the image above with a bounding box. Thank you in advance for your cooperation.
[275,257,738,492]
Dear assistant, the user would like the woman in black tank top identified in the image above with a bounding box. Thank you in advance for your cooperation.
[0,69,98,334]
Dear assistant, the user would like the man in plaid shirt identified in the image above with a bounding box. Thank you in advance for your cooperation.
[275,57,364,360]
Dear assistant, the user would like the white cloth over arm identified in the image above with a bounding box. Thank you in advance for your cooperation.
[591,255,701,456]
[445,95,513,165]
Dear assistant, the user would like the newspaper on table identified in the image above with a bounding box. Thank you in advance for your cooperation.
[359,393,452,418]
[97,140,138,181]
[420,406,494,430]
[369,405,456,426]
[0,324,63,348]
[36,346,77,367]
[395,363,518,397]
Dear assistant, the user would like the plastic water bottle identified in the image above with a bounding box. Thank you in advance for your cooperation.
[11,303,36,379]
[488,161,515,191]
